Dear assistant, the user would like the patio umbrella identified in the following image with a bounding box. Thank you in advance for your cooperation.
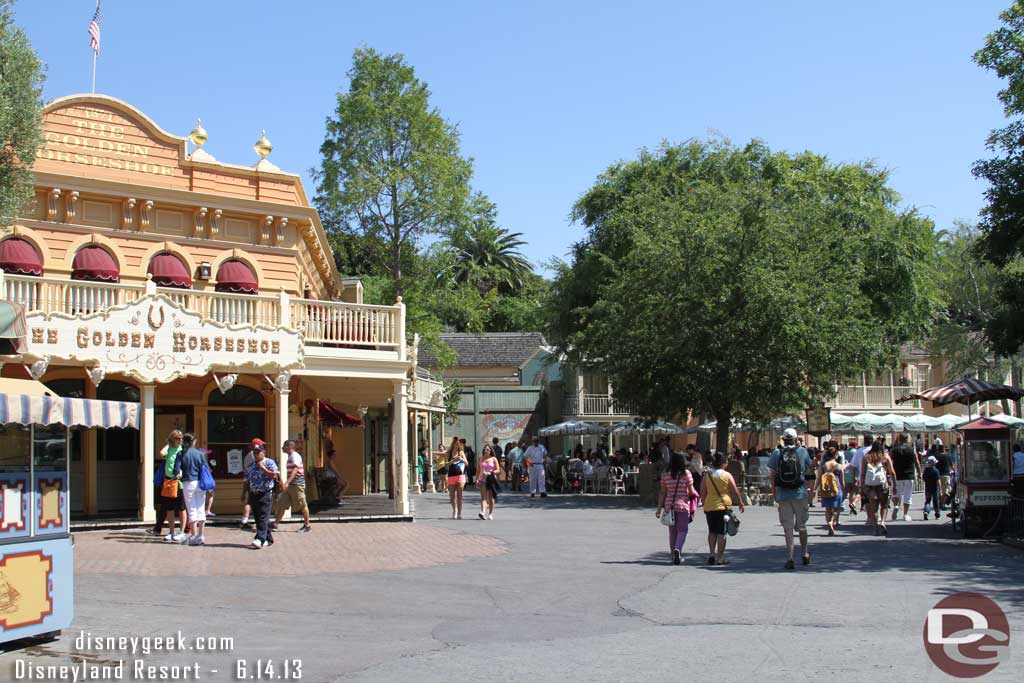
[695,418,750,433]
[610,419,685,435]
[538,420,608,437]
[987,413,1024,427]
[643,420,686,435]
[897,376,1024,418]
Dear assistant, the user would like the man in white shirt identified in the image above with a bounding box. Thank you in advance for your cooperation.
[850,435,872,520]
[524,436,549,498]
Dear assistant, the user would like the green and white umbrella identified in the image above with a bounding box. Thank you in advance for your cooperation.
[538,420,608,437]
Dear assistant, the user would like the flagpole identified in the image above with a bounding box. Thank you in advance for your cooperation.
[91,50,97,93]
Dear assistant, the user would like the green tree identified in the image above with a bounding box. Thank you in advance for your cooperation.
[551,140,940,451]
[972,1,1024,354]
[314,48,473,298]
[0,0,44,226]
[443,193,533,296]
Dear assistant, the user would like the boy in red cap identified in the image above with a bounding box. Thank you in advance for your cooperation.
[239,438,265,528]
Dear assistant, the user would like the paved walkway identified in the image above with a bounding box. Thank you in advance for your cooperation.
[4,491,1022,682]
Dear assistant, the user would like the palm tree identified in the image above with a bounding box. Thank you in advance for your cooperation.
[446,220,533,296]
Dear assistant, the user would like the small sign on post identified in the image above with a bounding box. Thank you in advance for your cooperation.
[805,403,832,437]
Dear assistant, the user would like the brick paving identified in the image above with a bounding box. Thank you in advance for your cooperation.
[73,522,506,576]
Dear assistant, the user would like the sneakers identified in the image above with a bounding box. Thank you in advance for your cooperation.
[298,525,311,533]
[672,549,681,565]
[785,559,795,570]
[172,532,188,543]
[451,511,456,520]
[903,514,912,523]
[478,512,486,520]
[487,513,494,520]
[146,528,162,536]
[540,493,547,498]
[188,536,205,546]
[164,533,175,543]
[251,538,263,549]
[802,553,811,566]
[530,494,535,498]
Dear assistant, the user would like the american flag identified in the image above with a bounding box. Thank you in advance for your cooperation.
[88,1,101,55]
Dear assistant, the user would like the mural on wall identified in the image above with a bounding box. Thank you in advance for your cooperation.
[481,414,532,447]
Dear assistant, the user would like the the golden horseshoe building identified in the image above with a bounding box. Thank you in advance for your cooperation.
[0,94,443,521]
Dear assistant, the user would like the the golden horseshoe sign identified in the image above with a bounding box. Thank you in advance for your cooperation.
[147,304,165,330]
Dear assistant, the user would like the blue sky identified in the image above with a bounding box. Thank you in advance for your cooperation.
[14,0,1010,272]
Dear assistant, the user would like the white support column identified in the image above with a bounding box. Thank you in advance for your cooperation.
[276,383,291,520]
[392,380,410,515]
[412,410,422,495]
[426,411,436,492]
[138,384,156,523]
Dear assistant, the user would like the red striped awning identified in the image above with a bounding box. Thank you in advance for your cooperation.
[318,399,364,428]
[897,376,1024,407]
[215,259,258,294]
[0,238,42,276]
[72,245,120,282]
[148,252,191,288]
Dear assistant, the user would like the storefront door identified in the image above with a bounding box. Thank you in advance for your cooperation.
[95,381,140,512]
[206,385,266,483]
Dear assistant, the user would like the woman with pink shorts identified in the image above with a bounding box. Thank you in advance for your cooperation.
[445,439,468,519]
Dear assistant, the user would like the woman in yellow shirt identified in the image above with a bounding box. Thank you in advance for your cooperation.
[700,451,744,565]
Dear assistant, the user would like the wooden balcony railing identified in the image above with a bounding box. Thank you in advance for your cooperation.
[826,384,921,410]
[1,271,403,352]
[563,393,637,417]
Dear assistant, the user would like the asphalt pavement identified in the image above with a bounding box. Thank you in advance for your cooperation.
[2,490,1021,682]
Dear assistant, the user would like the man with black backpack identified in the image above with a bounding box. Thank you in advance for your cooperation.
[769,428,814,570]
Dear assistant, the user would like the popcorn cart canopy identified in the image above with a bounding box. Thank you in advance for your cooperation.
[0,377,138,429]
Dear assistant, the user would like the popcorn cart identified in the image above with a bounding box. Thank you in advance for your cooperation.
[956,417,1017,538]
[0,377,138,645]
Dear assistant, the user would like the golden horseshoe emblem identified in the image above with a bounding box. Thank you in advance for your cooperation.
[148,304,165,330]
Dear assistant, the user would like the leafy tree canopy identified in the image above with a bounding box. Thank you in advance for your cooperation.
[0,0,44,226]
[314,47,473,297]
[550,139,940,448]
[973,1,1024,354]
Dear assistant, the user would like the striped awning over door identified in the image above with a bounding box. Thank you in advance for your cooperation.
[0,393,139,429]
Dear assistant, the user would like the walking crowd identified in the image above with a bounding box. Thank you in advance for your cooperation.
[149,430,341,549]
[433,426,963,571]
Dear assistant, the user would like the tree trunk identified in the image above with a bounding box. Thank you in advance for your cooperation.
[1013,362,1023,418]
[715,413,732,457]
[391,238,402,299]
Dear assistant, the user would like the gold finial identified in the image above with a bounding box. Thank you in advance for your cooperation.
[254,130,272,159]
[189,118,208,148]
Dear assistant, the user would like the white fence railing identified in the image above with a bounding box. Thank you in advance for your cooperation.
[827,385,921,410]
[2,272,403,351]
[289,298,400,349]
[563,394,637,417]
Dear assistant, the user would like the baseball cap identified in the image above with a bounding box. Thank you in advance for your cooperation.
[783,427,798,440]
[251,438,265,451]
[926,455,938,465]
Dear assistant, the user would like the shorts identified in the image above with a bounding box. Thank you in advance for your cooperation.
[940,475,951,494]
[447,475,466,487]
[240,480,250,502]
[705,509,728,536]
[862,484,889,505]
[183,480,206,523]
[277,484,308,515]
[777,498,809,533]
[160,487,185,513]
[894,480,914,505]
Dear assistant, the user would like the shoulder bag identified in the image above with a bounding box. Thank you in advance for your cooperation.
[708,472,741,536]
[660,475,683,526]
[198,462,216,491]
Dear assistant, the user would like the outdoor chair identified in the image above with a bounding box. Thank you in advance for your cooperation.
[608,466,626,495]
[595,465,610,493]
[582,468,597,493]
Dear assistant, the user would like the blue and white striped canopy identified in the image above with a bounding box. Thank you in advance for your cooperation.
[0,393,138,429]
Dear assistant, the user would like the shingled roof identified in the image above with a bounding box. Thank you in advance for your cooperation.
[419,332,548,369]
